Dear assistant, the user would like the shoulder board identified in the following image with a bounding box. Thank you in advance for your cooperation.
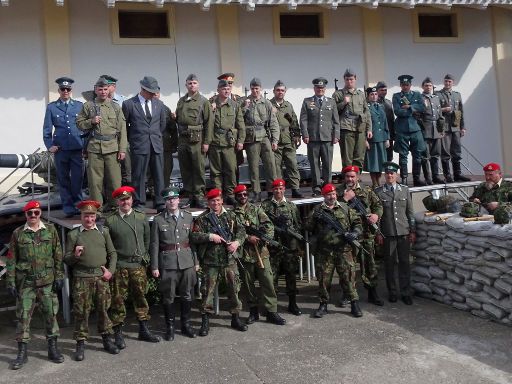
[374,186,385,193]
[132,208,146,214]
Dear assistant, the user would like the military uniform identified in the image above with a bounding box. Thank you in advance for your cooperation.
[270,97,301,191]
[175,91,214,205]
[378,95,395,162]
[420,91,445,184]
[333,88,371,169]
[364,101,389,174]
[469,180,512,214]
[76,96,127,210]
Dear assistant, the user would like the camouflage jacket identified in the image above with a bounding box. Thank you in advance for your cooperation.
[6,222,63,289]
[305,201,362,252]
[261,197,302,250]
[190,208,245,267]
[337,182,383,237]
[233,202,274,262]
[470,180,512,210]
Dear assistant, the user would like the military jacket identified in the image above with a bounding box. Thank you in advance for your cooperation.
[392,91,425,134]
[6,223,63,289]
[64,226,117,277]
[305,201,362,251]
[104,209,150,268]
[190,208,245,267]
[261,197,302,250]
[150,209,197,271]
[420,93,444,139]
[43,98,84,151]
[374,183,415,237]
[76,99,127,154]
[337,182,383,237]
[241,96,280,145]
[378,97,395,140]
[233,203,274,262]
[270,98,300,145]
[470,180,512,208]
[299,96,340,142]
[332,88,371,133]
[175,92,214,145]
[211,96,246,147]
[435,88,465,132]
[209,93,243,107]
[367,102,389,143]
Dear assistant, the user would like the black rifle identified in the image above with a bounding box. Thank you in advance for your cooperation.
[346,195,385,238]
[314,209,366,253]
[267,212,310,245]
[244,224,289,251]
[80,93,101,150]
[334,78,339,91]
[206,211,245,270]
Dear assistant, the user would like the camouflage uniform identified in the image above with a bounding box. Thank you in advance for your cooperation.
[190,208,246,314]
[6,222,63,342]
[306,201,362,303]
[469,180,512,214]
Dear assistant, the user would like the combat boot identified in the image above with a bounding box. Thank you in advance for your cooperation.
[291,189,303,198]
[413,162,426,187]
[453,161,471,182]
[102,334,120,355]
[313,303,328,318]
[10,342,27,370]
[180,300,196,338]
[164,303,175,341]
[350,300,363,317]
[421,161,433,185]
[113,324,126,349]
[442,160,453,183]
[138,320,160,342]
[266,312,286,325]
[368,287,384,306]
[287,295,302,316]
[75,340,85,361]
[432,174,445,184]
[199,314,209,337]
[231,314,248,332]
[47,337,64,363]
[246,307,260,325]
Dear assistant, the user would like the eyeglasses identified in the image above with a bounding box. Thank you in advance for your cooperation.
[59,88,71,92]
[26,210,41,217]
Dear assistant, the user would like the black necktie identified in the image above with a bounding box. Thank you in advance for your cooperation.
[144,100,152,121]
[318,97,323,107]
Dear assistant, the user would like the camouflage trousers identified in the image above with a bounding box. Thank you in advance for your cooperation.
[15,284,59,342]
[316,246,358,303]
[358,238,379,289]
[110,266,150,326]
[201,264,242,315]
[270,249,299,296]
[240,258,277,313]
[72,276,113,340]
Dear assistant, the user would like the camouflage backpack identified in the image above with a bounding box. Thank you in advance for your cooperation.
[493,203,512,225]
[460,202,480,218]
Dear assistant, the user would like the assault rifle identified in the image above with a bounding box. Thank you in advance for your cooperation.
[267,212,309,245]
[346,195,385,238]
[314,209,366,253]
[206,211,245,270]
[244,224,290,251]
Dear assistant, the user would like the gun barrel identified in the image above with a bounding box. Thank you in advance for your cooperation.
[0,154,33,168]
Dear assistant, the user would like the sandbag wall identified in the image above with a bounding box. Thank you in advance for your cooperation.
[411,212,512,325]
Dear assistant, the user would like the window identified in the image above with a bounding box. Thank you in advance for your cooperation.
[273,7,329,45]
[413,10,461,43]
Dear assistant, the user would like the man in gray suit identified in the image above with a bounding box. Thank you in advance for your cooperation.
[374,162,416,305]
[300,78,340,196]
[122,76,167,211]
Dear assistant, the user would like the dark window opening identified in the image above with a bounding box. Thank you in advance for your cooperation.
[418,14,457,38]
[118,11,169,39]
[279,13,323,38]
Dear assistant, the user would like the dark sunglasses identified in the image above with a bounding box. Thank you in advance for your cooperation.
[26,210,41,217]
[59,87,72,92]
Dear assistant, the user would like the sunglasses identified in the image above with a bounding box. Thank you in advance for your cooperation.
[59,88,72,92]
[26,210,41,217]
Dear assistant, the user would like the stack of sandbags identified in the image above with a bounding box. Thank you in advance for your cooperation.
[411,212,512,326]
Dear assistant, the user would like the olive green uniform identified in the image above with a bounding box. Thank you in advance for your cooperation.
[6,222,63,342]
[241,96,280,193]
[175,92,214,201]
[333,88,371,169]
[76,100,127,210]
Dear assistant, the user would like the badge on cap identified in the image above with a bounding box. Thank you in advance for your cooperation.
[272,179,286,189]
[112,186,135,200]
[483,163,500,172]
[233,185,247,195]
[77,200,101,213]
[206,188,222,200]
[342,165,360,174]
[23,200,41,212]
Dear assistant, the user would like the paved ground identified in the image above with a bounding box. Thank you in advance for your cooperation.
[0,276,511,384]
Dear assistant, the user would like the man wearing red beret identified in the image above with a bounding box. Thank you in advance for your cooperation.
[469,163,512,213]
[6,201,64,369]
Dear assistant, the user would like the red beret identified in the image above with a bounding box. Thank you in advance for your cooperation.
[77,200,101,213]
[233,185,247,195]
[321,184,336,195]
[342,165,359,174]
[483,163,501,172]
[272,179,286,189]
[205,188,222,200]
[112,186,135,199]
[23,200,41,212]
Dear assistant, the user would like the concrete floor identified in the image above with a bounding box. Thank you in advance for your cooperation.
[0,277,511,384]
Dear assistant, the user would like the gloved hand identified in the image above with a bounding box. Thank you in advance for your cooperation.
[7,286,17,297]
[344,231,359,242]
[53,279,64,291]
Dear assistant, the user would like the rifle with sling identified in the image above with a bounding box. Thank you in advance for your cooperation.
[206,211,245,271]
[314,209,367,254]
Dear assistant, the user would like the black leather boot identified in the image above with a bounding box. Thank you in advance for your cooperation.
[113,324,126,349]
[266,312,286,325]
[199,313,209,337]
[350,300,363,317]
[47,337,64,363]
[10,342,27,370]
[75,340,85,361]
[368,287,384,306]
[180,300,196,338]
[231,314,248,332]
[413,162,426,186]
[421,160,433,185]
[442,160,453,183]
[138,320,160,343]
[432,173,445,184]
[287,295,302,316]
[453,161,471,182]
[246,306,260,325]
[313,303,328,318]
[101,334,120,355]
[164,303,175,341]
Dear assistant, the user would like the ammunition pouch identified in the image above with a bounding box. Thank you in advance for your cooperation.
[187,125,203,143]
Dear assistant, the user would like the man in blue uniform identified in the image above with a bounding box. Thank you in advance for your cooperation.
[43,77,84,217]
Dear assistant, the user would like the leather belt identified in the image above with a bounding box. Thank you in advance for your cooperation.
[160,242,190,251]
[93,133,117,141]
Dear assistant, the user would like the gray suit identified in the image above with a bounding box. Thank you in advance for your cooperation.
[299,96,340,191]
[375,183,415,297]
[122,95,166,208]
